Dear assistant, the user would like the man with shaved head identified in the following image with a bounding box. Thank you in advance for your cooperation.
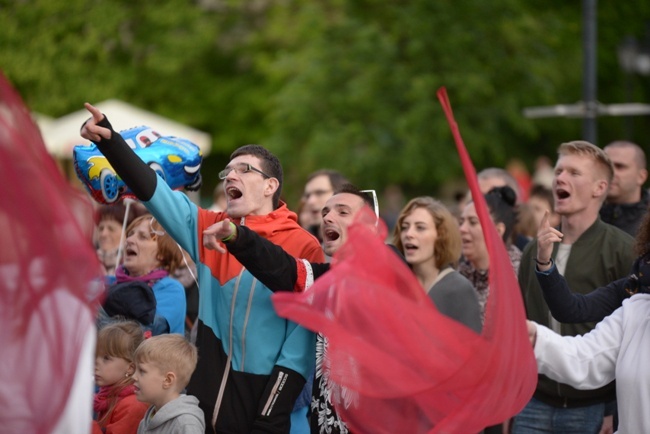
[600,140,649,236]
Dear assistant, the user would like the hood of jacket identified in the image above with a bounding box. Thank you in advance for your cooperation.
[141,394,203,430]
[198,201,320,284]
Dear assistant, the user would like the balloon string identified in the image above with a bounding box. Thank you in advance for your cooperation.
[113,198,134,275]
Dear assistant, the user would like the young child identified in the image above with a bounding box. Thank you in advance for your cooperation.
[133,334,204,433]
[93,321,149,434]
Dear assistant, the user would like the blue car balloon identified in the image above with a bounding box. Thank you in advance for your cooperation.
[73,125,203,204]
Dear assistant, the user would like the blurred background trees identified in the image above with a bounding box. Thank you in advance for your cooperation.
[3,0,650,206]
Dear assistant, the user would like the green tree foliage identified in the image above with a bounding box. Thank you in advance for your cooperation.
[262,0,584,200]
[2,0,649,204]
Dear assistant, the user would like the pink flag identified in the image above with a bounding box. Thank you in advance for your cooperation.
[0,72,101,433]
[273,88,536,433]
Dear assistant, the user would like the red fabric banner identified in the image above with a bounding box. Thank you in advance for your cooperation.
[272,88,536,433]
[0,72,101,433]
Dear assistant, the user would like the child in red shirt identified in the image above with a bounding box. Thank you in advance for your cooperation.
[93,321,149,434]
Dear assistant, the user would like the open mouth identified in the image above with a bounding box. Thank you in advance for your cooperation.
[125,247,137,257]
[227,186,242,200]
[323,227,340,242]
[556,188,570,200]
[404,243,418,252]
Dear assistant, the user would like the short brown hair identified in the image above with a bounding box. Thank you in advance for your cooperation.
[134,334,198,390]
[230,145,283,209]
[306,169,349,191]
[558,140,614,184]
[392,197,461,269]
[126,214,184,274]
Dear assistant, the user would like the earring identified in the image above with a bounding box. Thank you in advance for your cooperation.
[125,373,130,378]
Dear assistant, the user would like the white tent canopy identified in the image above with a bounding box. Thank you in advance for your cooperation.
[37,99,212,158]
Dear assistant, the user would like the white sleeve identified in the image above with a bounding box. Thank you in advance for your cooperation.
[534,307,623,390]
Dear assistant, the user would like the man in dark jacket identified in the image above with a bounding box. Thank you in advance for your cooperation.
[599,140,649,236]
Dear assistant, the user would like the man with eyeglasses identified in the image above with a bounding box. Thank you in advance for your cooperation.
[300,170,349,243]
[81,103,324,434]
[203,184,390,434]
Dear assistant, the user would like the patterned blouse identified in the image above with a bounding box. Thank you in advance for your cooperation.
[312,333,354,433]
[457,244,522,324]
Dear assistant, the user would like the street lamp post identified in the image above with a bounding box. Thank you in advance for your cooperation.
[617,34,650,138]
[582,0,598,144]
[523,11,650,143]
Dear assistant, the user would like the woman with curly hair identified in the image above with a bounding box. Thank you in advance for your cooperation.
[392,196,482,332]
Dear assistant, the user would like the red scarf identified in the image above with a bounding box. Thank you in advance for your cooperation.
[94,384,136,415]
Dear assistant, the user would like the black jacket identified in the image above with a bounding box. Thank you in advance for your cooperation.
[599,189,650,236]
[536,253,650,323]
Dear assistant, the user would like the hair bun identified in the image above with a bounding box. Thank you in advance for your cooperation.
[486,185,517,207]
[499,185,517,207]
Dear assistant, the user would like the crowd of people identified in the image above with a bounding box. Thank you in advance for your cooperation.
[84,90,650,434]
[12,92,649,433]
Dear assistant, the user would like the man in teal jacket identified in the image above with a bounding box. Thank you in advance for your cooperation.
[81,103,324,434]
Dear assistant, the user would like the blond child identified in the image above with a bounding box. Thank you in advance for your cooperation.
[93,321,149,434]
[133,334,204,433]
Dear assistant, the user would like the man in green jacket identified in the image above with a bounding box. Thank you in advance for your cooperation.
[514,141,635,434]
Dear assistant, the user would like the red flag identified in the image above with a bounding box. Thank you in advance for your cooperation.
[0,72,101,433]
[272,88,536,433]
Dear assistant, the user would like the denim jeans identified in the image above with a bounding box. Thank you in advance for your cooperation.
[511,397,605,434]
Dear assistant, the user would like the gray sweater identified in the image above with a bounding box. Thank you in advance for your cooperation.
[137,395,205,434]
[429,267,482,333]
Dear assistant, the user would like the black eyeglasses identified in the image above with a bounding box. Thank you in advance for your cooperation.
[218,163,272,180]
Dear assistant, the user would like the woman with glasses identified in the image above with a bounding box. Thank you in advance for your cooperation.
[392,196,482,332]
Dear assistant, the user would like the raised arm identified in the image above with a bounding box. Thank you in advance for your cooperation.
[533,209,629,322]
[80,103,158,201]
[536,265,629,323]
[203,220,330,292]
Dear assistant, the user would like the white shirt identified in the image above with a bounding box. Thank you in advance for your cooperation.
[534,294,650,434]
